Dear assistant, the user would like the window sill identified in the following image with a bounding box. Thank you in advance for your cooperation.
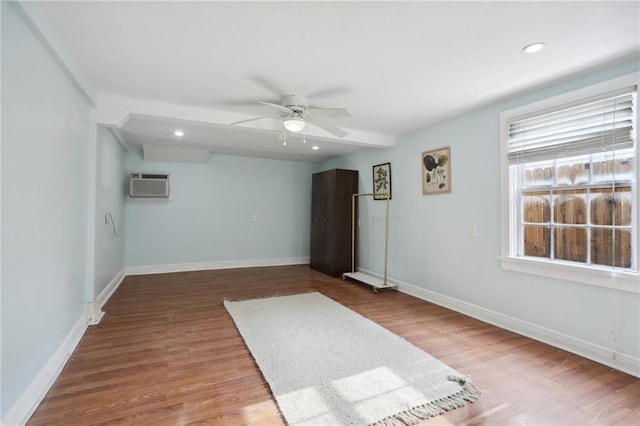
[498,255,640,294]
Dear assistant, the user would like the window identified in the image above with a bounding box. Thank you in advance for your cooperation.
[500,74,639,292]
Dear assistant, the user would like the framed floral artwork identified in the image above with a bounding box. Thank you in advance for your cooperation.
[422,147,451,195]
[373,162,392,200]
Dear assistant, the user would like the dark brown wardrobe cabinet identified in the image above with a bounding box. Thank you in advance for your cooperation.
[310,169,358,277]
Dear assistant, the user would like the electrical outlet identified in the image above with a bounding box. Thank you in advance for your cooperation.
[252,214,259,223]
[468,225,477,238]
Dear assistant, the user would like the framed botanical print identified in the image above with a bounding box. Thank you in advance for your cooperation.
[422,147,451,195]
[373,162,392,200]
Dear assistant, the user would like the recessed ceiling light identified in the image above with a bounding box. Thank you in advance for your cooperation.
[522,42,546,54]
[174,130,184,137]
[312,146,319,151]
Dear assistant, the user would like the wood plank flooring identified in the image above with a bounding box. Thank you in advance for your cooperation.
[28,265,639,425]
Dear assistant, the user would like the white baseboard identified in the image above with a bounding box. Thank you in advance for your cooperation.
[125,256,310,276]
[85,258,309,324]
[85,301,105,326]
[356,268,640,378]
[85,268,127,325]
[2,315,87,426]
[94,267,126,309]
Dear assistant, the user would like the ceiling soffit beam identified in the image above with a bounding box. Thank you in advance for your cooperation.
[96,94,395,149]
[11,1,98,107]
[143,145,210,163]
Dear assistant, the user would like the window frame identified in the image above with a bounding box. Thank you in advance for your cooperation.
[500,73,640,294]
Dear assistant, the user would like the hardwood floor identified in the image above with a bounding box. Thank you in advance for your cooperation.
[28,265,639,425]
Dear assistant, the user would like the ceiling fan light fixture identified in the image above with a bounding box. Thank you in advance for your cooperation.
[283,118,305,133]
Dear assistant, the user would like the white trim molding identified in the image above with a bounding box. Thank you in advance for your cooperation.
[356,267,640,378]
[94,268,126,310]
[86,268,127,325]
[88,259,309,324]
[125,257,310,276]
[85,301,105,326]
[2,315,87,426]
[498,255,640,294]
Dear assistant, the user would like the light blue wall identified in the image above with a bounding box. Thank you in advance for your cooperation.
[94,128,126,296]
[1,2,637,420]
[124,152,314,266]
[322,57,640,360]
[1,2,93,417]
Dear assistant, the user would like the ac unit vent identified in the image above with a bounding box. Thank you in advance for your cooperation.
[129,172,170,198]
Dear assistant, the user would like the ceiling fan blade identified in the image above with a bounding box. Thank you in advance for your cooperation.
[308,107,352,118]
[307,118,348,138]
[250,76,287,98]
[307,86,349,99]
[257,101,293,114]
[220,100,270,107]
[230,115,280,125]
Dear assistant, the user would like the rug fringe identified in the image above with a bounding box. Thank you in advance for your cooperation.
[369,380,481,426]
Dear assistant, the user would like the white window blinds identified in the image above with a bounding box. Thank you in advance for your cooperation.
[507,87,636,164]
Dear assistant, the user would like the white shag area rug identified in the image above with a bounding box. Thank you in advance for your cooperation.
[224,292,480,426]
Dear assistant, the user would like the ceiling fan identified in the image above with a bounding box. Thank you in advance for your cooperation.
[230,94,351,138]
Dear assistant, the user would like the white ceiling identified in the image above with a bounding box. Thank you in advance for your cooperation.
[38,1,639,163]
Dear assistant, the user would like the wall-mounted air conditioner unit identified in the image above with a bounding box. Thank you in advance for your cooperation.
[129,172,170,198]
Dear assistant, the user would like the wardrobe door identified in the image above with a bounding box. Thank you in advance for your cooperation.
[310,171,329,272]
[330,169,358,275]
